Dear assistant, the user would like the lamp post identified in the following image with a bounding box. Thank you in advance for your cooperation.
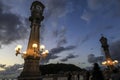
[15,1,48,80]
[100,36,118,70]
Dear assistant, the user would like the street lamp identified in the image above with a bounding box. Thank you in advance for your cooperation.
[102,59,118,67]
[16,1,46,79]
[15,45,22,56]
[100,36,118,70]
[15,44,49,59]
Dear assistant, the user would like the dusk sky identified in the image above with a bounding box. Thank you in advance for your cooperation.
[1,0,120,72]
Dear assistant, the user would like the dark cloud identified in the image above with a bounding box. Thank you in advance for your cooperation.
[88,54,104,63]
[60,54,79,62]
[0,64,23,78]
[79,62,86,64]
[4,64,23,73]
[53,29,59,38]
[40,45,76,64]
[50,45,76,55]
[57,27,67,47]
[42,0,84,20]
[104,26,113,30]
[0,1,11,12]
[110,40,120,61]
[87,0,106,10]
[0,1,28,46]
[0,64,6,68]
[87,0,120,17]
[52,26,67,47]
[40,53,59,64]
[60,58,67,62]
[79,25,114,45]
[44,0,71,19]
[81,0,120,22]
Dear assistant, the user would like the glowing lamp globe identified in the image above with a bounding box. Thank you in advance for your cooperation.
[40,45,45,50]
[15,47,18,51]
[32,43,38,48]
[45,50,49,54]
[17,45,22,49]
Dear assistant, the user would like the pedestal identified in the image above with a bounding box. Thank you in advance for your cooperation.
[18,57,42,80]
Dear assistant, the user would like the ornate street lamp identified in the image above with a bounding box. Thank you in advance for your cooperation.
[100,36,118,70]
[15,1,48,80]
[15,44,49,58]
[102,60,118,66]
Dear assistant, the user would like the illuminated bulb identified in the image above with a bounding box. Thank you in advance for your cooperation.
[42,52,46,55]
[45,50,49,54]
[114,60,118,63]
[23,51,27,54]
[17,45,22,50]
[40,45,45,50]
[102,62,104,65]
[15,47,18,51]
[113,61,115,64]
[102,61,107,65]
[107,60,110,63]
[32,43,38,48]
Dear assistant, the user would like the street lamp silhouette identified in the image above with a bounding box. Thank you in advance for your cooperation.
[14,1,48,79]
[100,36,118,70]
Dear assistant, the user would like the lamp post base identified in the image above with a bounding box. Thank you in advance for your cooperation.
[18,57,42,80]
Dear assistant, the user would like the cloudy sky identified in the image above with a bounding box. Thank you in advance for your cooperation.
[0,0,120,73]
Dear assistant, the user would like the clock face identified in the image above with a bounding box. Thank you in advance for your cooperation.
[36,5,42,11]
